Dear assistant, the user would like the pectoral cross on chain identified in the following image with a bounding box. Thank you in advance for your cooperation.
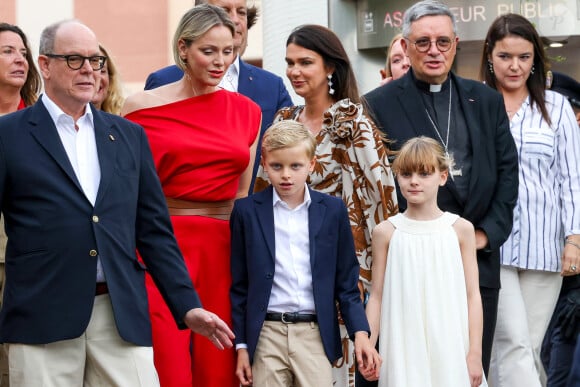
[447,151,462,180]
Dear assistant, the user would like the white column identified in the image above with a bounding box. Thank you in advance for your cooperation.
[17,0,74,57]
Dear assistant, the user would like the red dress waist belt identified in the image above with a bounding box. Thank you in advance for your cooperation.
[165,197,234,221]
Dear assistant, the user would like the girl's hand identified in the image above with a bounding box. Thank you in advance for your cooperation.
[354,332,381,381]
[466,352,483,387]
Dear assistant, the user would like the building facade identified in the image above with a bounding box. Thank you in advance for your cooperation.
[3,0,578,98]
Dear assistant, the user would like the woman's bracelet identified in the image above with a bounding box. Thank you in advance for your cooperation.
[566,240,580,250]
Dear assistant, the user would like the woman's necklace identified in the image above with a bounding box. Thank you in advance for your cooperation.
[425,85,462,180]
[185,73,204,97]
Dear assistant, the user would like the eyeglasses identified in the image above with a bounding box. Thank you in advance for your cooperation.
[44,54,107,71]
[408,37,454,53]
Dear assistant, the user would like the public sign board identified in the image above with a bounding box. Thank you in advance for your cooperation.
[357,0,580,49]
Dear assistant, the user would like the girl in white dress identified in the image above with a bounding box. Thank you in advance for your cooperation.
[364,136,486,387]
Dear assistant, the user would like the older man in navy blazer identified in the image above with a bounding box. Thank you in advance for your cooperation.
[145,0,293,192]
[0,20,233,386]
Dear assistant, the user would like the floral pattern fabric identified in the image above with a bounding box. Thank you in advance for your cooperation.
[255,98,398,291]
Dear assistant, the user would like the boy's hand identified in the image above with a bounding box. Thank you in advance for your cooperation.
[236,348,253,386]
[466,352,483,387]
[354,331,381,381]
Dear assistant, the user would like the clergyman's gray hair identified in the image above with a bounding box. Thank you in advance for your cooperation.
[402,1,457,38]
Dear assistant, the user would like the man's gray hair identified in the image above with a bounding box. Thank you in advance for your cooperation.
[39,19,79,54]
[402,1,457,38]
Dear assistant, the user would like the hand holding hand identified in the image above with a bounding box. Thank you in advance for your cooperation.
[474,229,489,250]
[466,352,483,387]
[183,308,235,350]
[236,348,253,386]
[354,331,381,381]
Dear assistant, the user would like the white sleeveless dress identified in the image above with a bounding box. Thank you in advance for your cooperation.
[378,212,487,387]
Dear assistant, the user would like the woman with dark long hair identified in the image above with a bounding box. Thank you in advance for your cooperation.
[480,13,580,387]
[122,5,260,387]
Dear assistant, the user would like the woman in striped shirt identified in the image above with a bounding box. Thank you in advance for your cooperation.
[479,13,580,387]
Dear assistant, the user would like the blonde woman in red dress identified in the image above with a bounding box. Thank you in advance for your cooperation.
[122,5,261,387]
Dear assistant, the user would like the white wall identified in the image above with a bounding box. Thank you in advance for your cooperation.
[262,0,388,101]
[16,0,74,57]
[329,0,385,94]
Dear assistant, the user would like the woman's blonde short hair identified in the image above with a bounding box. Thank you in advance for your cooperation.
[261,120,316,159]
[173,4,235,72]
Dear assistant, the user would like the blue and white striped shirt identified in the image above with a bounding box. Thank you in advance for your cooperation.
[500,90,580,272]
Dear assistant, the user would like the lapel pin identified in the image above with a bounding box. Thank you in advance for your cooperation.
[109,134,115,141]
[468,98,475,102]
[249,76,253,81]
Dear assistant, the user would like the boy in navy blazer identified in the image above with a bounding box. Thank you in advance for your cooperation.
[230,120,380,386]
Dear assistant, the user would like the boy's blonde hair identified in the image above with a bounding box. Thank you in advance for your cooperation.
[392,136,450,175]
[261,120,317,159]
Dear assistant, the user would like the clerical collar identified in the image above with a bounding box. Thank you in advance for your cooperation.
[430,84,442,92]
[412,71,451,93]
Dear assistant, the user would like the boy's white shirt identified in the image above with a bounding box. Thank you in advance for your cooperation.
[269,184,314,314]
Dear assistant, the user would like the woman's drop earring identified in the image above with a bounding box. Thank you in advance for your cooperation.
[327,74,335,95]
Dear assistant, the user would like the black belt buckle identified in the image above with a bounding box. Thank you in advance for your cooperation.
[281,312,296,324]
